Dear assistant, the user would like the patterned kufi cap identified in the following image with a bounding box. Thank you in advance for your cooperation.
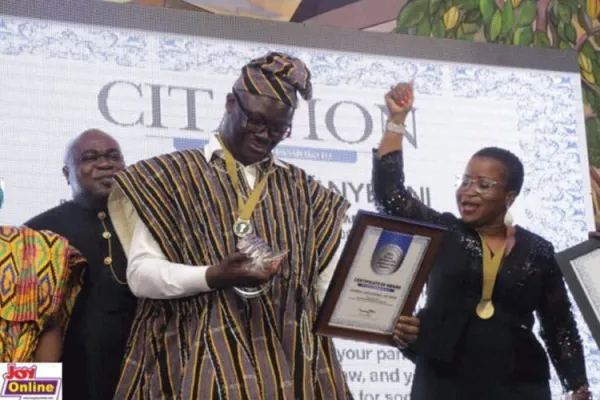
[232,52,312,107]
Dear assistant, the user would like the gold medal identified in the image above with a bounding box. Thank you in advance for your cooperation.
[233,219,253,238]
[477,234,506,320]
[476,300,495,319]
[217,136,273,239]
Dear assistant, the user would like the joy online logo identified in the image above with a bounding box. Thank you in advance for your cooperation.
[1,364,60,398]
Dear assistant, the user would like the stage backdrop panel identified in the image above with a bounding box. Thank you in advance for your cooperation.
[0,1,596,398]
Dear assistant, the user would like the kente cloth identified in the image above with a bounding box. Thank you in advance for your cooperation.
[109,149,352,400]
[0,226,84,362]
[232,52,312,107]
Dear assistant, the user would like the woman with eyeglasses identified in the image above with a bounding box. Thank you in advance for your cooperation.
[373,83,591,399]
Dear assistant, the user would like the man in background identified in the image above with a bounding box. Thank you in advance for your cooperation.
[26,129,136,400]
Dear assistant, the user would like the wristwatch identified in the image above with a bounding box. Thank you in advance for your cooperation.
[385,120,407,135]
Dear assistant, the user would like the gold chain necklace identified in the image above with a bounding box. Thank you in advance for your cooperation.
[97,211,127,285]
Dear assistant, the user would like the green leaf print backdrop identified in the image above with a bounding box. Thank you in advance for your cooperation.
[397,0,600,229]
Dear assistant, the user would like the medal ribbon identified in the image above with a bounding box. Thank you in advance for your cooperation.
[217,136,271,222]
[479,234,506,306]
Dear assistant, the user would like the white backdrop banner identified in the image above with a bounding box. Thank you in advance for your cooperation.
[0,6,597,399]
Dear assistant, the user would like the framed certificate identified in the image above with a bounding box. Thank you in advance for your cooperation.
[315,210,446,346]
[555,236,600,349]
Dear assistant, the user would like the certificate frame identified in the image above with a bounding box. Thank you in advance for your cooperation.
[555,236,600,349]
[315,210,446,346]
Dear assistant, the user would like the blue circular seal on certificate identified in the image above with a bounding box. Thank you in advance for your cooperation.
[371,244,404,275]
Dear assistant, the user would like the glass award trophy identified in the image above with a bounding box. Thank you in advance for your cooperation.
[234,235,287,299]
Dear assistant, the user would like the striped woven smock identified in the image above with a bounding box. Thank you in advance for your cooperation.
[110,148,353,400]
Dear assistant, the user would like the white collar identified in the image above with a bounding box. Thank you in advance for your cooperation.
[204,134,288,168]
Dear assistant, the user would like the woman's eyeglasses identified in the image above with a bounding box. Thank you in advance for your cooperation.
[456,175,498,194]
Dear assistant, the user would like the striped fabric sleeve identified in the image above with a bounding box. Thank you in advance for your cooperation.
[308,179,350,273]
[113,153,189,265]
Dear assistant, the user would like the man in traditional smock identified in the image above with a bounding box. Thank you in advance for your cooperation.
[108,52,353,399]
